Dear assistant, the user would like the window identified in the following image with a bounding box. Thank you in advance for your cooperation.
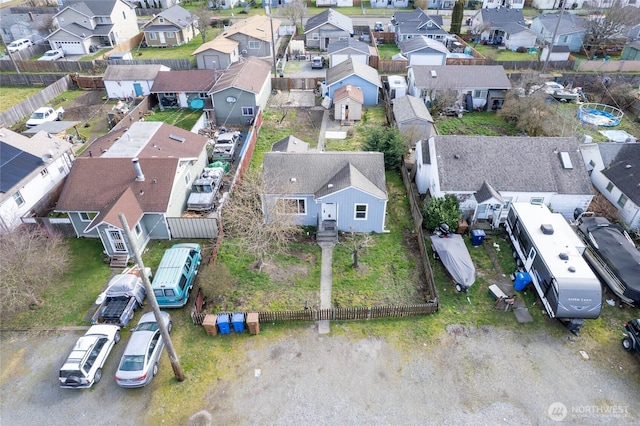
[241,106,254,116]
[167,32,175,39]
[473,90,488,99]
[279,198,306,214]
[354,204,368,220]
[12,191,25,207]
[159,17,165,24]
[589,160,596,168]
[123,11,126,19]
[154,289,164,297]
[184,170,191,186]
[312,33,319,40]
[618,194,628,207]
[165,288,175,297]
[134,223,142,236]
[40,168,49,177]
[149,32,157,40]
[178,274,188,291]
[560,35,568,43]
[530,197,544,205]
[248,41,260,49]
[606,182,614,192]
[80,212,97,222]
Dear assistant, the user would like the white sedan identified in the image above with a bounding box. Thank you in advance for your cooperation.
[38,49,64,61]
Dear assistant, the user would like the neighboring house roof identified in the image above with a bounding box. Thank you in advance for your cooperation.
[333,85,364,104]
[222,15,281,42]
[192,37,239,55]
[304,9,353,34]
[549,44,571,52]
[501,21,536,36]
[476,8,526,28]
[151,70,218,92]
[48,22,113,40]
[262,152,387,200]
[55,0,124,18]
[209,56,272,95]
[326,58,382,88]
[399,36,449,55]
[602,144,640,205]
[429,136,593,195]
[271,135,310,152]
[103,64,168,81]
[393,95,434,124]
[0,142,43,193]
[410,65,511,90]
[535,12,587,35]
[141,5,195,31]
[328,38,370,55]
[391,8,446,38]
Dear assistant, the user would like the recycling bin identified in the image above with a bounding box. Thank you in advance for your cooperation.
[216,313,231,335]
[471,229,486,246]
[232,312,245,333]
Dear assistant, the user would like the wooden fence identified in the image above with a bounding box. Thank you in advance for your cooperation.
[0,74,71,128]
[192,303,438,325]
[272,77,324,91]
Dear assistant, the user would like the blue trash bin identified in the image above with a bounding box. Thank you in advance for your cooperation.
[471,229,486,246]
[514,272,532,291]
[232,312,245,333]
[216,313,231,335]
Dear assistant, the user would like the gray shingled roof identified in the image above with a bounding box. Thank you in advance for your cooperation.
[262,152,387,200]
[326,58,382,88]
[328,38,370,55]
[478,8,526,27]
[393,95,433,124]
[209,56,272,95]
[304,9,353,34]
[104,64,167,81]
[142,5,194,30]
[410,65,511,90]
[602,144,640,205]
[399,36,448,55]
[63,0,120,17]
[475,180,504,204]
[271,135,310,152]
[391,8,446,38]
[433,136,593,195]
[535,12,587,35]
[501,22,535,36]
[151,70,218,92]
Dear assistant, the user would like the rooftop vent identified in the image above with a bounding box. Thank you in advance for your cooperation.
[559,151,573,169]
[558,252,569,260]
[540,223,554,235]
[169,134,185,143]
[290,177,297,182]
[568,266,576,273]
[625,164,632,169]
[430,70,437,78]
[328,183,334,188]
[132,158,145,182]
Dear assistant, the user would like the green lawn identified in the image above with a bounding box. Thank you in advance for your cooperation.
[472,43,540,61]
[434,111,520,136]
[0,86,48,110]
[143,108,203,130]
[376,43,400,60]
[324,106,387,151]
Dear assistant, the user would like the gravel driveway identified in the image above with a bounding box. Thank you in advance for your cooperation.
[2,323,638,426]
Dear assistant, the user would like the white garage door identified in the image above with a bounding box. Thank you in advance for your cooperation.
[53,41,85,55]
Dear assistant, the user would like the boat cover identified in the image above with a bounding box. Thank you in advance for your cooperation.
[430,234,476,288]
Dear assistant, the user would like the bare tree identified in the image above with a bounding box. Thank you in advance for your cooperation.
[192,6,214,44]
[221,167,300,271]
[468,22,492,47]
[583,1,640,49]
[0,227,70,319]
[338,229,375,269]
[278,0,307,30]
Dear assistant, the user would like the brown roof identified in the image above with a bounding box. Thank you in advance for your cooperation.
[222,15,281,42]
[209,56,272,95]
[333,85,363,104]
[192,37,239,55]
[85,187,144,232]
[151,70,218,92]
[56,157,180,213]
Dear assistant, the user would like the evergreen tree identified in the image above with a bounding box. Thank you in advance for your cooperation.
[362,127,407,171]
[450,0,464,36]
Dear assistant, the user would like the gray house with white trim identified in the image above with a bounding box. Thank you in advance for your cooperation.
[304,9,353,51]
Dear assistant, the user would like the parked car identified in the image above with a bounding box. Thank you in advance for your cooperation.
[115,311,172,388]
[622,319,640,355]
[311,56,326,69]
[25,106,64,128]
[151,243,202,308]
[7,38,32,53]
[59,324,121,388]
[374,22,384,32]
[38,49,65,61]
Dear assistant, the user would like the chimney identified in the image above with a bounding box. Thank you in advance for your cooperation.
[28,12,34,21]
[132,158,145,181]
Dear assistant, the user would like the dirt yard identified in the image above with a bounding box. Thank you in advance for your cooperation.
[61,90,112,142]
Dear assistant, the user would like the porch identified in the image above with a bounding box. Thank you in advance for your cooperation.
[316,218,338,244]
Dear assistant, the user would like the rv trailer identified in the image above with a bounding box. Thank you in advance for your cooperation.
[505,203,602,334]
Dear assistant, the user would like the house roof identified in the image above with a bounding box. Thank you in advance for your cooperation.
[399,36,448,55]
[22,121,82,135]
[475,180,504,204]
[262,152,387,200]
[476,8,526,28]
[431,136,593,195]
[142,5,194,31]
[501,21,536,36]
[209,56,272,95]
[535,12,587,35]
[326,58,382,88]
[0,142,42,193]
[333,85,364,104]
[192,37,239,55]
[222,15,281,42]
[327,38,370,55]
[271,135,310,152]
[602,143,640,205]
[56,0,125,18]
[391,8,446,38]
[304,9,353,34]
[393,95,434,124]
[85,186,144,232]
[48,22,112,40]
[103,64,168,81]
[549,44,571,52]
[151,70,218,93]
[410,65,511,90]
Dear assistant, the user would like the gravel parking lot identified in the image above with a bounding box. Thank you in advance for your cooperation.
[1,323,639,426]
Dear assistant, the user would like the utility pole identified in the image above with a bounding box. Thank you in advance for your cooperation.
[118,213,185,382]
[541,6,566,74]
[266,4,278,77]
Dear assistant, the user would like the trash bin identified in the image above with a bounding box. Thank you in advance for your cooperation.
[232,312,245,333]
[216,313,231,335]
[202,314,218,336]
[514,271,532,291]
[471,229,486,246]
[246,312,260,335]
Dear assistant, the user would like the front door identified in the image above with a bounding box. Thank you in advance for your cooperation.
[133,83,143,96]
[159,32,166,44]
[106,228,128,254]
[322,203,336,221]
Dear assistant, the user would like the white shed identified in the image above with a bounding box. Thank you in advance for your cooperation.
[388,75,408,100]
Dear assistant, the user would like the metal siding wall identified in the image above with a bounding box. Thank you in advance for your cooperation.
[166,217,219,239]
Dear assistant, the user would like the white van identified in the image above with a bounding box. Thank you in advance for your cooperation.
[7,38,32,53]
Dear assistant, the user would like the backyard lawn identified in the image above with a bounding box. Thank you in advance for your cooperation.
[0,86,45,110]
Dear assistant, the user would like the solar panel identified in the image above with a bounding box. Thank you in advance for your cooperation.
[0,141,43,193]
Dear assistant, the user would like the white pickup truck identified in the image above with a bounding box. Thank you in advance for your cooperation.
[26,106,64,128]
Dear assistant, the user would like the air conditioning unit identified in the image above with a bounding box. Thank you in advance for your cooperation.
[241,49,247,55]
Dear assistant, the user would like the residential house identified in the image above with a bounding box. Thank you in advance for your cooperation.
[414,135,594,224]
[137,0,181,8]
[0,6,57,46]
[480,0,525,9]
[271,135,310,153]
[471,8,535,49]
[407,65,511,111]
[221,15,281,59]
[0,129,74,233]
[370,0,409,8]
[530,12,588,52]
[304,9,353,51]
[328,38,371,67]
[326,58,382,106]
[316,0,354,7]
[103,64,170,99]
[215,0,242,9]
[207,56,272,125]
[621,41,640,60]
[392,95,434,145]
[140,5,198,48]
[581,142,640,229]
[390,9,448,44]
[151,70,218,109]
[333,85,364,122]
[192,37,240,70]
[47,0,138,55]
[531,0,587,9]
[398,35,448,66]
[628,24,640,41]
[261,152,388,233]
[55,121,210,263]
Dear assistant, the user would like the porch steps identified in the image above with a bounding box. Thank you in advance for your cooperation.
[109,254,129,269]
